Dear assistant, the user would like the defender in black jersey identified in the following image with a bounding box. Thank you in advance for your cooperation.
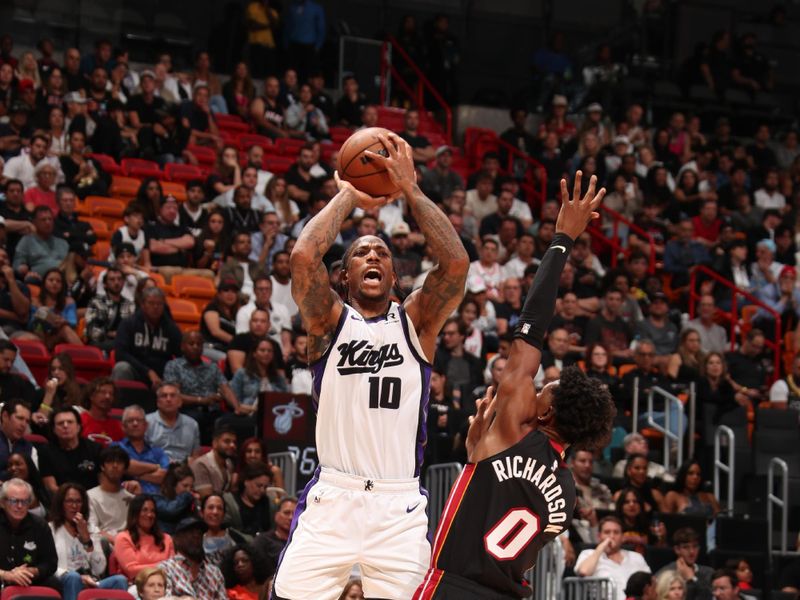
[415,172,617,600]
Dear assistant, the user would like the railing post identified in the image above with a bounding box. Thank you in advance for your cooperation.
[775,316,782,381]
[646,387,684,472]
[688,382,696,459]
[713,425,735,514]
[632,377,639,434]
[611,219,619,268]
[730,293,738,352]
[767,457,789,565]
[689,269,697,319]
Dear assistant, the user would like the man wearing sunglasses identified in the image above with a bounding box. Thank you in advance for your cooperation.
[0,478,58,589]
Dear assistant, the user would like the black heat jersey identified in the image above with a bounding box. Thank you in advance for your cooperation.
[414,429,576,599]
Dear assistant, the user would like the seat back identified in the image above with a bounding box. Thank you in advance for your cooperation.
[77,590,136,600]
[1,586,61,600]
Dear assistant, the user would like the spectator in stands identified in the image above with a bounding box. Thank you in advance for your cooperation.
[112,287,182,386]
[667,328,705,389]
[160,515,227,599]
[248,211,287,274]
[464,170,498,225]
[115,405,169,496]
[0,100,34,161]
[612,433,672,482]
[146,381,200,463]
[535,327,576,387]
[396,108,434,166]
[164,330,240,441]
[114,495,175,581]
[88,445,135,544]
[29,269,81,351]
[657,528,713,600]
[582,344,617,389]
[181,83,222,150]
[207,146,243,199]
[221,542,272,599]
[29,354,80,430]
[0,179,34,259]
[235,273,291,345]
[229,336,288,411]
[654,570,687,599]
[479,190,524,241]
[284,0,325,80]
[691,199,722,248]
[663,460,720,518]
[468,238,503,301]
[614,454,665,512]
[725,329,768,405]
[575,516,651,600]
[23,162,58,215]
[502,232,537,280]
[637,292,679,360]
[5,451,48,519]
[201,493,238,566]
[110,204,149,266]
[146,195,198,279]
[85,267,136,352]
[754,167,785,212]
[50,482,128,600]
[698,351,749,425]
[224,186,262,235]
[0,478,58,589]
[80,377,124,442]
[199,278,242,360]
[191,424,238,498]
[0,399,35,479]
[747,124,777,177]
[616,487,667,553]
[285,83,329,141]
[334,75,366,128]
[663,218,711,287]
[253,495,297,565]
[756,264,800,334]
[250,76,287,139]
[3,132,62,190]
[616,338,672,422]
[13,206,69,281]
[155,464,196,534]
[571,448,614,512]
[749,237,782,292]
[224,62,256,122]
[0,246,30,335]
[216,166,274,213]
[285,143,322,210]
[265,176,298,232]
[53,185,96,255]
[135,567,170,600]
[625,572,658,600]
[585,287,634,364]
[420,145,464,201]
[270,250,297,318]
[434,316,483,405]
[684,294,728,354]
[195,208,227,272]
[228,308,275,375]
[40,406,102,494]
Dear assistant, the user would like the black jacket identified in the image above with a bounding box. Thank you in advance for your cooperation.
[114,309,182,379]
[0,510,57,582]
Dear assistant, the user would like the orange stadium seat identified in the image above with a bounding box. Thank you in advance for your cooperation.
[81,217,111,241]
[161,181,187,202]
[172,275,216,312]
[86,196,126,220]
[167,297,202,332]
[110,175,142,199]
[92,240,111,261]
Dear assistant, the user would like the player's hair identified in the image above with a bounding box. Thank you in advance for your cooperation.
[551,366,615,451]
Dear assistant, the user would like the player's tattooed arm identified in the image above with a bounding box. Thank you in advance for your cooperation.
[367,132,469,359]
[290,186,357,362]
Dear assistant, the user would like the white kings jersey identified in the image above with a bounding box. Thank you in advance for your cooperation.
[310,301,432,480]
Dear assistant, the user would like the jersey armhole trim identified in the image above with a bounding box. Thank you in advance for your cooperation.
[397,304,433,368]
[307,304,349,369]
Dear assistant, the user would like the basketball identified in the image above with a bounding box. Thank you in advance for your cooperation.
[338,127,401,197]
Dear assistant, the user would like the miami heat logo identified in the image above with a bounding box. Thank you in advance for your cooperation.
[272,400,305,435]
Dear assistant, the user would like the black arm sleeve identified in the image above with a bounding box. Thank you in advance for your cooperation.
[513,232,574,351]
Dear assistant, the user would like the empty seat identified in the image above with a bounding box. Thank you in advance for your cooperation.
[80,216,111,241]
[756,406,800,430]
[115,379,156,412]
[160,181,187,203]
[109,175,141,199]
[172,275,216,312]
[165,163,204,183]
[77,589,136,600]
[186,145,217,167]
[753,429,800,476]
[1,586,61,600]
[239,133,273,151]
[86,196,126,221]
[87,152,123,175]
[122,158,162,179]
[275,138,306,156]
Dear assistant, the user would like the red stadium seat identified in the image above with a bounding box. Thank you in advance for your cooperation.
[239,133,273,151]
[77,590,135,600]
[87,153,123,175]
[186,145,217,167]
[215,115,250,133]
[264,156,295,175]
[275,138,306,156]
[121,158,162,179]
[53,344,112,379]
[24,433,49,444]
[164,163,205,183]
[329,126,352,144]
[1,586,61,600]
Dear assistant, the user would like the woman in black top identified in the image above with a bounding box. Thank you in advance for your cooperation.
[201,278,241,360]
[614,486,667,554]
[697,352,748,424]
[612,453,665,513]
[59,129,110,199]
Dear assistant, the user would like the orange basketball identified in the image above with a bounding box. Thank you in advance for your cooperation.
[338,127,401,197]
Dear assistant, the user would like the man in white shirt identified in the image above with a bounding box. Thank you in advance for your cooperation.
[464,171,498,224]
[683,294,728,354]
[467,237,503,301]
[503,232,539,279]
[235,274,292,355]
[215,166,275,212]
[3,133,64,190]
[270,250,298,319]
[88,446,137,544]
[754,168,786,212]
[575,516,651,600]
[245,145,274,193]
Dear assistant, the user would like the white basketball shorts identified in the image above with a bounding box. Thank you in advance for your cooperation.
[272,466,431,600]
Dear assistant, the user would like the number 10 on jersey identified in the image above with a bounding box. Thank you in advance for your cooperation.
[368,376,401,410]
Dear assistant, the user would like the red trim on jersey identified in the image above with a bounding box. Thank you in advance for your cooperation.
[430,464,476,567]
[548,439,565,457]
[413,568,444,600]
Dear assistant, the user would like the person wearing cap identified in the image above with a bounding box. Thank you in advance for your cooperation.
[390,221,422,294]
[756,264,800,326]
[537,95,578,146]
[159,516,227,600]
[3,132,62,189]
[420,144,464,201]
[0,100,32,160]
[636,292,679,359]
[750,237,783,293]
[128,69,168,155]
[397,108,434,166]
[85,266,136,352]
[163,331,240,443]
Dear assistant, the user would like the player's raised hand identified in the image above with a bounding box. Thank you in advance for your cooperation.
[556,170,606,241]
[365,132,416,196]
[466,385,496,460]
[333,171,389,211]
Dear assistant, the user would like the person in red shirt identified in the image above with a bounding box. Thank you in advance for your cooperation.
[80,377,124,442]
[691,198,722,247]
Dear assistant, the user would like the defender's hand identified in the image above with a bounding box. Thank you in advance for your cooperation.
[466,386,496,461]
[556,170,606,241]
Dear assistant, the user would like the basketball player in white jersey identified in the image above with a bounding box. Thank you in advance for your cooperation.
[272,133,468,600]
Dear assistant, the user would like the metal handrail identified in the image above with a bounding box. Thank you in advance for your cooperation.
[527,540,562,599]
[768,457,789,561]
[713,425,735,514]
[689,265,781,383]
[587,205,658,274]
[562,576,617,600]
[688,382,696,459]
[267,451,298,496]
[424,462,463,534]
[380,34,453,143]
[632,381,685,471]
